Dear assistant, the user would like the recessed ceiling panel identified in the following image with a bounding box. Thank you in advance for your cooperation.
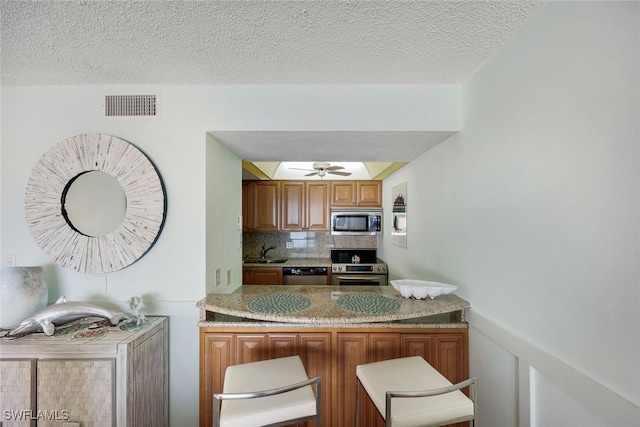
[210,131,457,162]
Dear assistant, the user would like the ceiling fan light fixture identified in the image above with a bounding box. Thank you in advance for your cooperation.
[288,161,352,179]
[312,162,331,170]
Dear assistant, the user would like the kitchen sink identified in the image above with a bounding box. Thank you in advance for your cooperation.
[244,258,288,264]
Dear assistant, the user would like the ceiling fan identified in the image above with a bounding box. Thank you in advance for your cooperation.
[289,162,352,178]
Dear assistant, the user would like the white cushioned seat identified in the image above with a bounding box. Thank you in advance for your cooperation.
[214,355,320,427]
[356,356,476,427]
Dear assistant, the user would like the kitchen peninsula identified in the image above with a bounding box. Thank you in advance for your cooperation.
[198,286,471,427]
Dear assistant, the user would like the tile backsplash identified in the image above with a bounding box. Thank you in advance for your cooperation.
[243,232,378,259]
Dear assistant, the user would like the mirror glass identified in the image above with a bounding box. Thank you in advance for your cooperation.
[63,171,127,237]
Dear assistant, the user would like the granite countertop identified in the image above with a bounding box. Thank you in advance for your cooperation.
[197,285,470,327]
[242,258,332,267]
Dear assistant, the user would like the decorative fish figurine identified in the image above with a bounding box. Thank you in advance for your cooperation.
[9,296,124,336]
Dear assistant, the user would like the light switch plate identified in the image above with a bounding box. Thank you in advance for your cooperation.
[92,276,107,294]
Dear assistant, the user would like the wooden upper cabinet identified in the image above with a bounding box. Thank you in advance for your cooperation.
[305,182,330,231]
[247,181,280,231]
[281,181,330,231]
[281,181,305,231]
[331,181,382,207]
[356,181,383,207]
[243,180,378,231]
[330,181,357,206]
[242,181,252,232]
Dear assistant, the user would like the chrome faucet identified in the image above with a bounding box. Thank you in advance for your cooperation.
[260,245,275,259]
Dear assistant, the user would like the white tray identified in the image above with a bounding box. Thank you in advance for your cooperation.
[390,279,457,299]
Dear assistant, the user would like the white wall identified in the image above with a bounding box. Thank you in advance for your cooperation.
[0,85,459,426]
[206,133,243,294]
[381,1,640,425]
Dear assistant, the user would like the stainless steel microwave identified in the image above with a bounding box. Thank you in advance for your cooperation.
[330,208,383,236]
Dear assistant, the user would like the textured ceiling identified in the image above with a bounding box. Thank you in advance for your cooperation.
[0,0,546,167]
[1,0,545,86]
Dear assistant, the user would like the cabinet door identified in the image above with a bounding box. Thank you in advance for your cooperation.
[367,334,400,426]
[401,333,433,361]
[268,333,299,358]
[336,333,368,427]
[242,181,253,231]
[299,333,331,427]
[305,182,330,231]
[281,181,305,230]
[0,359,36,426]
[255,267,283,285]
[242,267,252,284]
[251,181,280,231]
[330,181,357,206]
[236,334,268,363]
[369,333,400,362]
[243,267,283,285]
[130,326,167,426]
[201,333,234,427]
[357,181,382,207]
[433,334,467,385]
[37,359,114,427]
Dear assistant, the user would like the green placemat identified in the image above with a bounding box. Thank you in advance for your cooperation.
[247,294,311,314]
[337,293,400,314]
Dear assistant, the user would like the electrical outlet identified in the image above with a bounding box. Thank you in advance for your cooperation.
[285,241,293,249]
[215,268,221,286]
[4,254,16,267]
[227,269,231,285]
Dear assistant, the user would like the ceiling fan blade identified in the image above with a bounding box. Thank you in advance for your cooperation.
[328,171,351,176]
[325,166,345,171]
[305,171,320,176]
[289,167,315,171]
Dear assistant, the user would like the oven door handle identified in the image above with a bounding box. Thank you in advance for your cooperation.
[333,275,383,282]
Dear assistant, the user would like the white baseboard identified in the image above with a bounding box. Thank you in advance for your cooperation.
[467,310,640,426]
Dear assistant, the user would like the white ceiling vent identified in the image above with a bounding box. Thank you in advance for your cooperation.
[105,95,157,117]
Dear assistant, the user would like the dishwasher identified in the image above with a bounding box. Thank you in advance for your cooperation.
[283,267,328,286]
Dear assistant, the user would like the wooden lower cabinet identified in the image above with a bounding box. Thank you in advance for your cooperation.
[242,267,283,285]
[199,327,468,427]
[201,331,331,427]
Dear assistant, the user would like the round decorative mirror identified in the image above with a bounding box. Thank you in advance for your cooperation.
[25,134,166,274]
[62,171,127,237]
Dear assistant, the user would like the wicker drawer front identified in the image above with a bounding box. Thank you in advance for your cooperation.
[37,359,114,427]
[0,359,36,427]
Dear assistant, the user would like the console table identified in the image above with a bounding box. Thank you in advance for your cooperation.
[0,317,168,427]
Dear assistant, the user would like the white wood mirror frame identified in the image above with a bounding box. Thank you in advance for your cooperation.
[25,133,166,274]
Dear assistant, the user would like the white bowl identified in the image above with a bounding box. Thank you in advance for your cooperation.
[390,279,458,300]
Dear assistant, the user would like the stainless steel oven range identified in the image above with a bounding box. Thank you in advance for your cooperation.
[330,249,388,286]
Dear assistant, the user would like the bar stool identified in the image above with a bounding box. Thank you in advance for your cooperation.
[213,355,321,427]
[355,356,477,427]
